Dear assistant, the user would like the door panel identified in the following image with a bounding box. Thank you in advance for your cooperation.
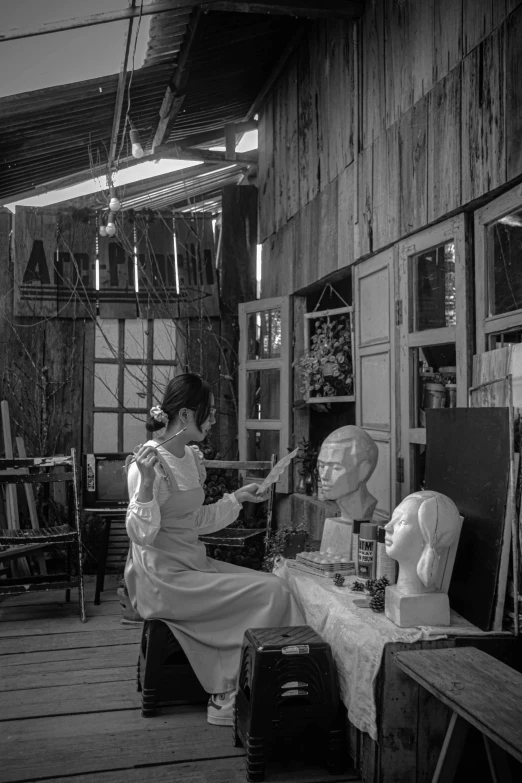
[354,248,396,522]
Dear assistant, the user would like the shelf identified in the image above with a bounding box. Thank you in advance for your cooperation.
[305,395,355,404]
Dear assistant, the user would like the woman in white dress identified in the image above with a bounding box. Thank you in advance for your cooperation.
[125,374,304,726]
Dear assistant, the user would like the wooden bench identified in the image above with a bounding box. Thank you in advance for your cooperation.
[395,647,522,782]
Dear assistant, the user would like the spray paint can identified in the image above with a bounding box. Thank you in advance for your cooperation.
[352,519,365,570]
[357,522,378,579]
[376,525,397,584]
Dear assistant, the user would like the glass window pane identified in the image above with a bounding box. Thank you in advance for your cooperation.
[125,319,148,360]
[95,319,119,359]
[153,319,177,360]
[93,413,118,452]
[411,242,456,331]
[123,413,147,453]
[152,365,172,404]
[247,307,281,359]
[247,370,280,419]
[94,364,119,407]
[414,344,456,428]
[247,429,280,463]
[124,365,148,409]
[487,208,522,316]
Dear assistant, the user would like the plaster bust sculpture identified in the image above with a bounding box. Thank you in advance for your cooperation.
[317,426,378,555]
[383,491,463,627]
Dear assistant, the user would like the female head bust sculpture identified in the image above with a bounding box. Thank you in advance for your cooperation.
[385,490,461,594]
[384,491,462,628]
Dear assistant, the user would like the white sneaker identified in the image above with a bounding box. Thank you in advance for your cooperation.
[207,691,235,726]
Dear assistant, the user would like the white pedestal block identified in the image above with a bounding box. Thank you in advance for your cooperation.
[384,585,451,628]
[320,517,353,555]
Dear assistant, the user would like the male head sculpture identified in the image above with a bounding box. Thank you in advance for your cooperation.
[383,490,462,627]
[317,425,378,522]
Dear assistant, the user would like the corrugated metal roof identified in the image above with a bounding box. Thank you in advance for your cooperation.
[0,10,297,204]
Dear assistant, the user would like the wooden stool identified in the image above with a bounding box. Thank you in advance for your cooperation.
[395,647,522,782]
[234,625,344,782]
[137,619,207,717]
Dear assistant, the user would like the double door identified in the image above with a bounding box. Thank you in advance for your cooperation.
[354,216,469,511]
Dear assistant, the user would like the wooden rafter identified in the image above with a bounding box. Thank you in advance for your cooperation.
[0,1,199,42]
[155,144,258,164]
[202,1,364,19]
[108,1,136,168]
[0,1,365,42]
[151,7,203,151]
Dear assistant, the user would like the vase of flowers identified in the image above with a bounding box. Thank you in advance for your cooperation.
[298,313,353,399]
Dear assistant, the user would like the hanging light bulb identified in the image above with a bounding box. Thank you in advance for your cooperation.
[130,128,144,159]
[109,186,121,213]
[106,212,116,237]
[99,224,108,237]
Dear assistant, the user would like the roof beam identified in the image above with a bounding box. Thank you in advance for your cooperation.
[173,120,258,148]
[151,8,203,151]
[155,144,258,164]
[0,1,364,43]
[108,2,136,168]
[202,1,364,19]
[0,1,200,42]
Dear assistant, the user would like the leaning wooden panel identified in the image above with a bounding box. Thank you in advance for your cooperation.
[384,0,414,129]
[337,162,356,269]
[462,0,495,56]
[461,25,506,204]
[298,29,320,208]
[372,124,399,252]
[258,95,275,243]
[356,146,373,259]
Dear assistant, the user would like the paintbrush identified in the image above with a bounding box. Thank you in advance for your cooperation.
[127,427,187,466]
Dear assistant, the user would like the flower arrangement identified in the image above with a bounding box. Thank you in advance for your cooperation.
[298,313,353,398]
[262,522,312,572]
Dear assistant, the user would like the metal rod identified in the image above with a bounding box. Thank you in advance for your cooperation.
[127,426,187,465]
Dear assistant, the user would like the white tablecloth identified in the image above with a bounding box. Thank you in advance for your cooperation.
[275,559,490,740]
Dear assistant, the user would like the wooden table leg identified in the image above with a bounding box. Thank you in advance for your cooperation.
[94,518,111,606]
[483,735,513,783]
[432,712,469,783]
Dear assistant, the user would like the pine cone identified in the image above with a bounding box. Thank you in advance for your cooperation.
[365,578,378,595]
[333,572,345,587]
[370,592,385,613]
[351,580,366,592]
[375,575,390,592]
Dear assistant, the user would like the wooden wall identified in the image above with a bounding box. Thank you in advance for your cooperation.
[259,0,522,298]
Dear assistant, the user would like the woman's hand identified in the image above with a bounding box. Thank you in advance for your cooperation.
[234,483,268,504]
[133,444,159,502]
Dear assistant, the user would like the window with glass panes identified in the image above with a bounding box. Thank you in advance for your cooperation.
[92,318,180,453]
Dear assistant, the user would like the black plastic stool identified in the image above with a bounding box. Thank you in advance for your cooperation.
[137,619,207,717]
[234,625,344,782]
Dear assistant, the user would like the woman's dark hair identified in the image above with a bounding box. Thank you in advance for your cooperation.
[146,373,212,433]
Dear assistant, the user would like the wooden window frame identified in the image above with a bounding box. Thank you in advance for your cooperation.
[88,318,182,453]
[398,215,469,493]
[238,296,292,492]
[475,182,522,353]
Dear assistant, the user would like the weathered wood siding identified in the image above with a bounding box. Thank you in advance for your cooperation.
[259,0,522,297]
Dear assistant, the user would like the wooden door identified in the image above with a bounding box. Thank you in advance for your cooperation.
[354,248,397,522]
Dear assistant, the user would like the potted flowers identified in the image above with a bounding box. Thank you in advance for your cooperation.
[298,312,354,401]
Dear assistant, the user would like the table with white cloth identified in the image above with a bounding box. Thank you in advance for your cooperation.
[275,559,518,783]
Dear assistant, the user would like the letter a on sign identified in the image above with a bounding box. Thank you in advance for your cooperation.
[14,207,57,316]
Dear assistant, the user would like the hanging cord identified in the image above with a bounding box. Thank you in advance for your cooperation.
[312,282,350,313]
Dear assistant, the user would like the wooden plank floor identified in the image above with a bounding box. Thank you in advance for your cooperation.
[0,577,360,783]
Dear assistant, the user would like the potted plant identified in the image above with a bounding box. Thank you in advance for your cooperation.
[298,314,353,399]
[296,439,319,496]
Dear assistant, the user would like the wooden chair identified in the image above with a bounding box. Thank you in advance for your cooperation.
[0,449,86,622]
[198,457,277,549]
